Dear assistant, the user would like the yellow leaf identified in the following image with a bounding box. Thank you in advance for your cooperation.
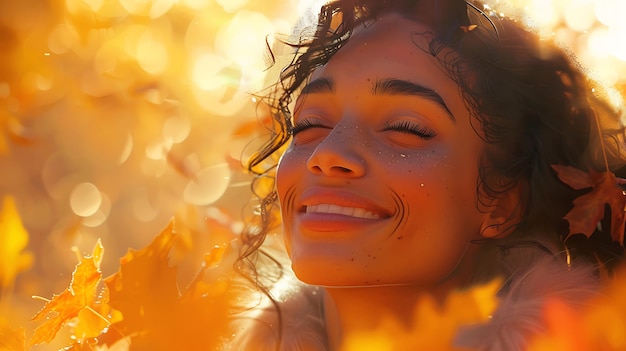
[0,196,33,289]
[342,279,500,351]
[69,303,123,342]
[100,220,235,350]
[0,318,25,351]
[29,240,121,348]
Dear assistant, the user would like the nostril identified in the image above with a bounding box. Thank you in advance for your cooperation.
[306,146,365,177]
[309,164,354,175]
[335,166,352,173]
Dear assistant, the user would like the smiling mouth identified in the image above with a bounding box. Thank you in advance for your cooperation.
[305,204,381,219]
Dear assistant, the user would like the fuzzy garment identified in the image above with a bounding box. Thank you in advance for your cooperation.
[227,253,599,351]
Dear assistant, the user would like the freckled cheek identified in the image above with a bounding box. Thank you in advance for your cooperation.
[382,149,450,179]
[279,147,311,168]
[277,148,310,187]
[388,153,458,207]
[392,152,481,229]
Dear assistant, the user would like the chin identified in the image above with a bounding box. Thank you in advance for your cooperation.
[291,263,392,287]
[291,263,360,287]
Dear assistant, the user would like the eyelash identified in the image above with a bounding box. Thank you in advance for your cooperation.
[383,121,437,139]
[291,120,328,135]
[291,120,437,140]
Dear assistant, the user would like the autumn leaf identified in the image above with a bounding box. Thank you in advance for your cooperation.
[232,113,272,137]
[0,108,13,155]
[28,240,122,347]
[100,220,181,347]
[551,165,626,245]
[0,196,33,290]
[527,298,586,351]
[0,319,25,351]
[528,264,626,350]
[341,279,500,350]
[101,219,234,350]
[170,245,233,349]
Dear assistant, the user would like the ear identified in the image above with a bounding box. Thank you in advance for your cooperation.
[480,186,524,239]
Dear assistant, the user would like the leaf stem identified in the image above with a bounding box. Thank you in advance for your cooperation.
[31,295,51,302]
[85,305,114,325]
[594,112,610,173]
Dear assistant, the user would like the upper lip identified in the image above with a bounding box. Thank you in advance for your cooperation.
[299,187,393,218]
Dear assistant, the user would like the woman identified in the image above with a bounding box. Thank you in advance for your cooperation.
[229,0,626,350]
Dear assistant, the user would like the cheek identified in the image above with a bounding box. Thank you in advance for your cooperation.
[391,152,479,227]
[276,148,308,256]
[384,150,450,187]
[276,148,308,193]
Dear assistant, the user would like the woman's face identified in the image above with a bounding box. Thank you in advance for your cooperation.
[276,14,487,287]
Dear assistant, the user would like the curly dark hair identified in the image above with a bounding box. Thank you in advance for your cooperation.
[236,0,626,314]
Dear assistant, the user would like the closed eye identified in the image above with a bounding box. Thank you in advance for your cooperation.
[383,121,437,140]
[292,120,331,136]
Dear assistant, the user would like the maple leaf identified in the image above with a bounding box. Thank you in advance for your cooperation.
[551,165,626,245]
[28,240,122,348]
[0,196,33,290]
[101,219,234,350]
[528,264,626,350]
[527,298,586,351]
[0,319,25,351]
[341,279,500,350]
[101,220,181,347]
[168,245,233,350]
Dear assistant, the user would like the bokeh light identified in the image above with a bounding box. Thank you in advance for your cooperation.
[183,162,231,206]
[70,183,102,217]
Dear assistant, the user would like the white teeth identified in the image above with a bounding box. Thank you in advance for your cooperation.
[305,204,380,219]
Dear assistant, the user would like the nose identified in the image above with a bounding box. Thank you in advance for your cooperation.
[306,125,366,178]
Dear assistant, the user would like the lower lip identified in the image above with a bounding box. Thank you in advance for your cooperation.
[297,212,386,232]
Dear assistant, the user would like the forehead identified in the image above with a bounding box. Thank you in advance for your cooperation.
[307,13,454,90]
[348,12,432,50]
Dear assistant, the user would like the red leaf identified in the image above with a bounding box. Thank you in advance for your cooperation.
[552,165,626,245]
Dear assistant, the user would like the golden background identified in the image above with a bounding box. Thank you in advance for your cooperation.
[0,0,625,348]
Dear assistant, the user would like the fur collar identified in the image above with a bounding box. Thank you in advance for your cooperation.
[226,253,599,351]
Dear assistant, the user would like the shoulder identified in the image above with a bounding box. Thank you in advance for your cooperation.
[224,246,601,351]
[224,274,327,351]
[455,252,600,351]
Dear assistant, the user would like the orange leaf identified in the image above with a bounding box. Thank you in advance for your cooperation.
[528,264,626,350]
[0,320,25,351]
[535,298,586,351]
[232,114,272,137]
[342,279,500,350]
[101,220,234,350]
[28,240,120,347]
[0,196,33,289]
[551,165,626,245]
[101,220,181,346]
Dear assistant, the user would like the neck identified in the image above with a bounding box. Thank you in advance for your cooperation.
[321,244,482,351]
[322,281,460,350]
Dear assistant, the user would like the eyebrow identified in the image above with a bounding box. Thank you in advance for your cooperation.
[299,77,455,122]
[300,78,334,95]
[372,78,455,122]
